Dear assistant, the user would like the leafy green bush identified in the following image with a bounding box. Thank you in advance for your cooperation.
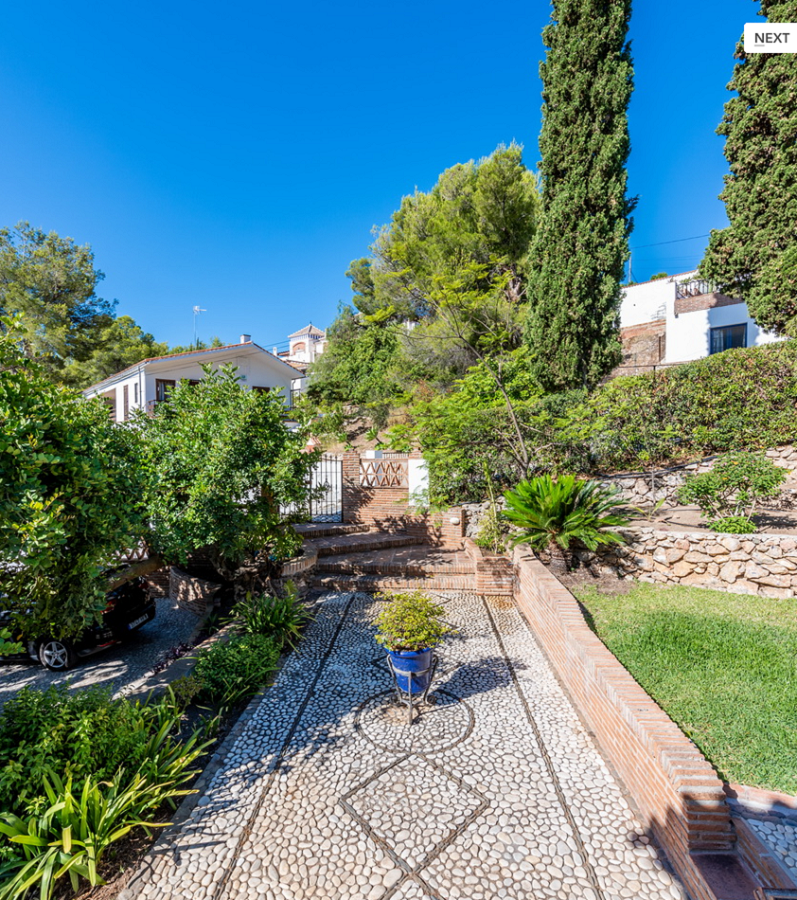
[503,475,628,573]
[0,687,211,898]
[232,583,311,648]
[709,516,757,534]
[0,769,193,900]
[0,686,162,817]
[677,452,786,529]
[194,633,280,706]
[397,341,797,504]
[374,592,454,652]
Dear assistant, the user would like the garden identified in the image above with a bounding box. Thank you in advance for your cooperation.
[0,319,320,899]
[0,588,312,900]
[572,579,797,797]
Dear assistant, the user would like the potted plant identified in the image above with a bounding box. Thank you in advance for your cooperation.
[374,591,454,695]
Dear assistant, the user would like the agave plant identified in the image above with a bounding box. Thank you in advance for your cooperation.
[503,475,629,574]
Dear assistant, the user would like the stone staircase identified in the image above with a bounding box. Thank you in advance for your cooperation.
[294,523,475,593]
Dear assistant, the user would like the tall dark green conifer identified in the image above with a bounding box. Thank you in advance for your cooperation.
[526,0,635,391]
[700,1,797,335]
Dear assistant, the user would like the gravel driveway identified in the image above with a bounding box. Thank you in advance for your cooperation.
[0,597,200,713]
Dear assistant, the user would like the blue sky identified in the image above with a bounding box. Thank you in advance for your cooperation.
[0,1,764,351]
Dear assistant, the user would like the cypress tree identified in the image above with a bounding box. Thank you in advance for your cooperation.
[700,1,797,335]
[526,0,635,391]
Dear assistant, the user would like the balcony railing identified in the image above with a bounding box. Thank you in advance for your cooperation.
[675,278,718,299]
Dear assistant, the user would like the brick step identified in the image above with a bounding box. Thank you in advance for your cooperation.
[311,573,474,593]
[319,550,474,577]
[305,532,427,558]
[293,523,371,539]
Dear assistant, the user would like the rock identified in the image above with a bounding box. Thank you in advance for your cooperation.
[719,561,743,583]
[666,548,687,565]
[759,585,793,599]
[726,579,759,595]
[684,551,711,564]
[719,537,742,552]
[744,562,769,581]
[752,573,791,588]
[705,543,726,557]
[671,561,693,578]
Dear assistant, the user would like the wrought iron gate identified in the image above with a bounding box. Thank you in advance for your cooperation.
[282,454,342,523]
[308,454,343,522]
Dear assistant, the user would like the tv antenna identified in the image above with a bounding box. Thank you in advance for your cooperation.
[192,305,207,348]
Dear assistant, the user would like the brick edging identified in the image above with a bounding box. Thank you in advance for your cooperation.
[512,547,734,900]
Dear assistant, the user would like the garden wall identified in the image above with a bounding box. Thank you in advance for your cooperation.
[601,444,797,510]
[464,537,513,595]
[579,527,797,599]
[342,450,465,546]
[512,547,736,900]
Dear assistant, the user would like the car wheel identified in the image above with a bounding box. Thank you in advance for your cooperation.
[38,639,77,671]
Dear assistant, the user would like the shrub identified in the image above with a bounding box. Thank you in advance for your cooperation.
[0,769,193,900]
[0,686,156,817]
[232,583,311,648]
[709,516,757,534]
[374,592,454,653]
[677,451,786,529]
[194,633,280,706]
[503,475,628,573]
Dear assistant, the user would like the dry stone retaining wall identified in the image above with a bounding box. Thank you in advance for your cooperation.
[602,444,797,509]
[578,527,797,599]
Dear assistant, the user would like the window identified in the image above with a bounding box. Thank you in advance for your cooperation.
[710,324,747,355]
[134,382,139,404]
[252,386,270,394]
[293,341,306,352]
[155,379,176,402]
[123,384,129,421]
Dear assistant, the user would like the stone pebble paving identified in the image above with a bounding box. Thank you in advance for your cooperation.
[747,817,797,884]
[0,597,197,711]
[122,591,688,900]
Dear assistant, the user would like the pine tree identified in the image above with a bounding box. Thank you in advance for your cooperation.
[526,0,635,391]
[700,1,797,335]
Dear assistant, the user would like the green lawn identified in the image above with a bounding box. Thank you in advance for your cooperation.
[572,581,797,796]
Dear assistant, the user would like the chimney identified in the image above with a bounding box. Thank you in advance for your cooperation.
[240,333,252,343]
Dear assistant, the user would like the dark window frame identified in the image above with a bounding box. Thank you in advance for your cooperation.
[709,323,747,355]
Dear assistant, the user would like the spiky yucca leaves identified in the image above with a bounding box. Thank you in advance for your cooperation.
[503,475,629,572]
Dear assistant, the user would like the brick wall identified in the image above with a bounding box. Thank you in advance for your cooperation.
[615,320,667,377]
[169,567,221,617]
[342,451,465,546]
[512,547,734,900]
[464,538,513,595]
[674,291,744,316]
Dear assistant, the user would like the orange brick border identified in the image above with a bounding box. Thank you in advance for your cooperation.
[512,546,736,900]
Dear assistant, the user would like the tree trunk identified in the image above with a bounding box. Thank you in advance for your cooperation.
[547,543,569,576]
[106,555,165,591]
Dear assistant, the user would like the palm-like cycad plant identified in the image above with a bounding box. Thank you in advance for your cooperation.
[503,475,629,574]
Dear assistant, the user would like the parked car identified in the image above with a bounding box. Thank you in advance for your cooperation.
[0,576,156,671]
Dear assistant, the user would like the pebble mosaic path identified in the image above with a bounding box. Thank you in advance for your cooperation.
[123,591,688,900]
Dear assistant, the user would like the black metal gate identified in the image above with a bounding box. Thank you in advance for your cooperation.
[307,454,342,522]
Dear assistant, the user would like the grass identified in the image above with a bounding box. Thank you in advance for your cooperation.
[572,581,797,796]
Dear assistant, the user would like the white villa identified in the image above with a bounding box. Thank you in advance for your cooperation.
[274,324,327,367]
[617,270,780,375]
[83,335,303,423]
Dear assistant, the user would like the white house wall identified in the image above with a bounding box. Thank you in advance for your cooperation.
[620,278,673,328]
[664,303,780,364]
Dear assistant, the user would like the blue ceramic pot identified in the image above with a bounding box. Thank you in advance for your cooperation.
[387,648,433,694]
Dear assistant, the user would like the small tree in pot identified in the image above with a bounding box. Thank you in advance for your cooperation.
[375,592,454,695]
